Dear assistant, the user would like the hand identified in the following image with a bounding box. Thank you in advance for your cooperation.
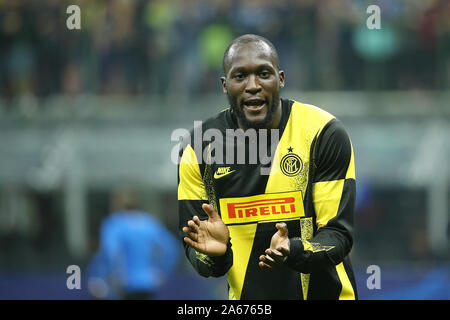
[259,223,290,270]
[182,204,230,257]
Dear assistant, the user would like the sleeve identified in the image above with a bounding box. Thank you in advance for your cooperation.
[98,217,123,278]
[177,140,233,277]
[286,119,356,273]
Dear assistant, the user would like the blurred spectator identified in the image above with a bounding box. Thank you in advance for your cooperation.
[87,187,181,300]
[198,23,233,92]
[0,0,448,110]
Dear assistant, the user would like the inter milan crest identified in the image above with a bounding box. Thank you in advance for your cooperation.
[280,147,303,177]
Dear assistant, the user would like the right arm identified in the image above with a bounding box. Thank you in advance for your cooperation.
[178,143,233,277]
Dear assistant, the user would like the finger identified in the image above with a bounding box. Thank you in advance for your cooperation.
[182,227,198,242]
[258,260,272,270]
[183,237,205,254]
[187,220,199,233]
[259,254,270,263]
[278,246,290,257]
[183,235,203,248]
[192,216,201,226]
[268,248,283,258]
[266,249,284,263]
[275,223,288,237]
[263,254,275,264]
[182,224,196,235]
[265,248,281,257]
[185,232,198,242]
[259,254,275,266]
[202,203,220,220]
[183,236,198,248]
[182,226,192,235]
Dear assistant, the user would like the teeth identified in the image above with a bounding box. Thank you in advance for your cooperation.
[245,100,265,106]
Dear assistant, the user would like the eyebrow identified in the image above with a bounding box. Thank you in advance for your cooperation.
[229,63,276,75]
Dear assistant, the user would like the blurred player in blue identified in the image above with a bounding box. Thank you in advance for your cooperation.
[88,188,181,300]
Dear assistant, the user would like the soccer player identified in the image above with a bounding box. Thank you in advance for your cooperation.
[178,34,357,300]
[91,188,180,299]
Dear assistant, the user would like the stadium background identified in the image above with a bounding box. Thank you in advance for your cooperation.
[0,0,448,299]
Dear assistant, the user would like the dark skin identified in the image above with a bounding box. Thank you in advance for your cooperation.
[221,42,285,130]
[182,41,290,270]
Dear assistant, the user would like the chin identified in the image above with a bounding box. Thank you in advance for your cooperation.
[244,114,267,125]
[240,114,273,130]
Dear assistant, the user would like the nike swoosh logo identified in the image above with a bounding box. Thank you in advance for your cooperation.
[214,170,236,179]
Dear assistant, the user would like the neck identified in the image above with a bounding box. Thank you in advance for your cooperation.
[268,99,282,130]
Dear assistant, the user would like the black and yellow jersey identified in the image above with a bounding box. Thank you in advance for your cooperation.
[177,99,357,300]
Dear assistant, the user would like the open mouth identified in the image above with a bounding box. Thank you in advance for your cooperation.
[243,98,266,112]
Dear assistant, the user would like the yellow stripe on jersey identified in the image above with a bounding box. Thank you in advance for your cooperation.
[336,262,356,300]
[312,179,345,229]
[226,223,258,300]
[300,217,313,300]
[178,144,208,200]
[265,101,334,195]
[346,142,356,180]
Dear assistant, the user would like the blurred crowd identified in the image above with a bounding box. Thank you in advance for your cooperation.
[0,0,449,110]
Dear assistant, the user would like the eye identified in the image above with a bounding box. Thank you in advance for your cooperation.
[259,70,271,78]
[233,73,246,80]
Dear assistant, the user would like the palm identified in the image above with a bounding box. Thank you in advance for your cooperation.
[270,230,288,251]
[196,217,229,256]
[183,204,229,257]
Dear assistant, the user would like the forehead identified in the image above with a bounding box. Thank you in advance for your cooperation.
[227,42,277,72]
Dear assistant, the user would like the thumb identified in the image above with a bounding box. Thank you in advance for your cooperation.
[202,203,220,220]
[275,223,288,237]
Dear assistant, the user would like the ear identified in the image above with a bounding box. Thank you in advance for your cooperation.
[278,70,285,88]
[220,76,228,94]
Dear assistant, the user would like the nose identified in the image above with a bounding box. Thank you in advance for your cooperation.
[245,74,261,94]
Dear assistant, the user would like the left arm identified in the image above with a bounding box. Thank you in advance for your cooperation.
[260,119,356,272]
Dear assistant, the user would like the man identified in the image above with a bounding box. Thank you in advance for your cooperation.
[91,188,180,299]
[178,34,357,300]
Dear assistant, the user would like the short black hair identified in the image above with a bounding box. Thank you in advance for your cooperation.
[222,34,280,75]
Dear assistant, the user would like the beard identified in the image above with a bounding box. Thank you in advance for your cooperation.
[227,92,280,130]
